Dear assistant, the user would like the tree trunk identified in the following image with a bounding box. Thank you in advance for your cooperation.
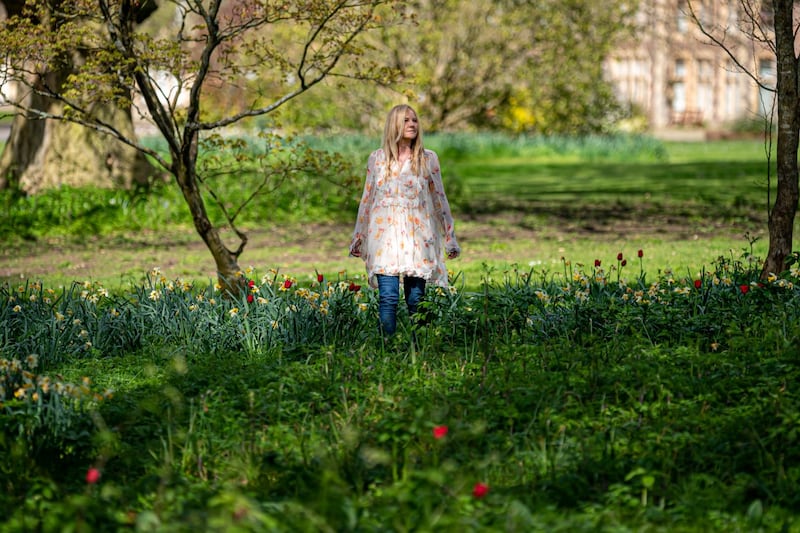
[175,162,244,296]
[0,0,158,194]
[0,73,156,194]
[762,0,800,277]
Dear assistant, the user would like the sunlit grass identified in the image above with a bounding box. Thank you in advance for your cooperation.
[0,134,791,293]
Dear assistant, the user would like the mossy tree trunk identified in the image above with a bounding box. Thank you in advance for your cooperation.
[0,0,157,194]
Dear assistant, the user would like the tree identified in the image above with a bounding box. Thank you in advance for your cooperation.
[370,0,637,133]
[687,0,798,277]
[0,0,400,294]
[0,0,159,193]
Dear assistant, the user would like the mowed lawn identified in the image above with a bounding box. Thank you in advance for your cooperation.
[0,136,791,289]
[448,140,770,215]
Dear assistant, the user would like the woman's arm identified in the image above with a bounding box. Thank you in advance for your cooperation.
[427,151,460,259]
[350,150,379,257]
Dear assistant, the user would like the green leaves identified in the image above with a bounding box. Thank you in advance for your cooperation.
[3,243,800,529]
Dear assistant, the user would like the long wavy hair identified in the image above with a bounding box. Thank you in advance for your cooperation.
[381,104,427,176]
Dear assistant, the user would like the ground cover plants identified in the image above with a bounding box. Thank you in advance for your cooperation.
[2,247,800,531]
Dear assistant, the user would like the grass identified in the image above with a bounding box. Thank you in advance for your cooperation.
[2,250,800,531]
[1,132,800,530]
[0,135,787,291]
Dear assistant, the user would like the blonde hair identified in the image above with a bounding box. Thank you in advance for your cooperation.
[382,104,427,176]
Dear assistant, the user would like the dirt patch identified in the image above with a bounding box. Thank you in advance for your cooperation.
[0,209,765,285]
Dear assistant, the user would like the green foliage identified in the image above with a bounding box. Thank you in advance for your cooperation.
[426,132,668,162]
[0,184,190,242]
[727,116,776,136]
[2,249,800,530]
[362,0,636,133]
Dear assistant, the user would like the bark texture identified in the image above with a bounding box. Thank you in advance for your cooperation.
[0,0,158,194]
[763,0,800,277]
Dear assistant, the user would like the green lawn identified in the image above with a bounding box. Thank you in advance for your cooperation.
[0,135,790,290]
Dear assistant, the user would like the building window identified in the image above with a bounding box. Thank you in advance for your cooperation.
[727,3,738,28]
[759,58,777,117]
[724,60,744,119]
[675,59,686,79]
[677,2,689,33]
[759,58,776,82]
[673,82,687,113]
[760,4,774,30]
[698,59,712,80]
[697,82,713,117]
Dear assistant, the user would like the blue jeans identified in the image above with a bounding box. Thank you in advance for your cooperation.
[376,274,426,336]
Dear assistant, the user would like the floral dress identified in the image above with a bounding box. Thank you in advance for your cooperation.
[350,148,460,288]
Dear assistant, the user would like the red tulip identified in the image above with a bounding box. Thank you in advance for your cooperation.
[694,279,702,289]
[739,284,749,294]
[594,259,601,268]
[86,467,101,484]
[432,425,448,439]
[246,294,254,303]
[472,482,489,499]
[617,253,623,261]
[317,274,324,283]
[638,249,644,258]
[283,279,292,289]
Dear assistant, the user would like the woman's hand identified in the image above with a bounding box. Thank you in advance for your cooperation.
[350,238,362,257]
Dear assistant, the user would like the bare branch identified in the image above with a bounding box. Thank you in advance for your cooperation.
[686,1,775,93]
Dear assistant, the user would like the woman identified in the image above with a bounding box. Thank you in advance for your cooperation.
[350,104,460,337]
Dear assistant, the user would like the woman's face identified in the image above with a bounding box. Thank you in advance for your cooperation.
[401,109,418,142]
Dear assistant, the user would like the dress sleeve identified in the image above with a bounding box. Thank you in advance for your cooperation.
[350,150,378,256]
[426,151,460,257]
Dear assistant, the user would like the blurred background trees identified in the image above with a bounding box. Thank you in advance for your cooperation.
[138,0,638,135]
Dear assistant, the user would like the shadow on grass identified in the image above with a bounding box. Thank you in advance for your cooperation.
[454,160,771,232]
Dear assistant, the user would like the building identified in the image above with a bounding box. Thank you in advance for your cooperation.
[605,0,776,133]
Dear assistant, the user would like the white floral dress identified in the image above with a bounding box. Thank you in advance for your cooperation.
[350,148,460,288]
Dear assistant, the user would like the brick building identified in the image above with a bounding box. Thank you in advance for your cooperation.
[605,0,776,132]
